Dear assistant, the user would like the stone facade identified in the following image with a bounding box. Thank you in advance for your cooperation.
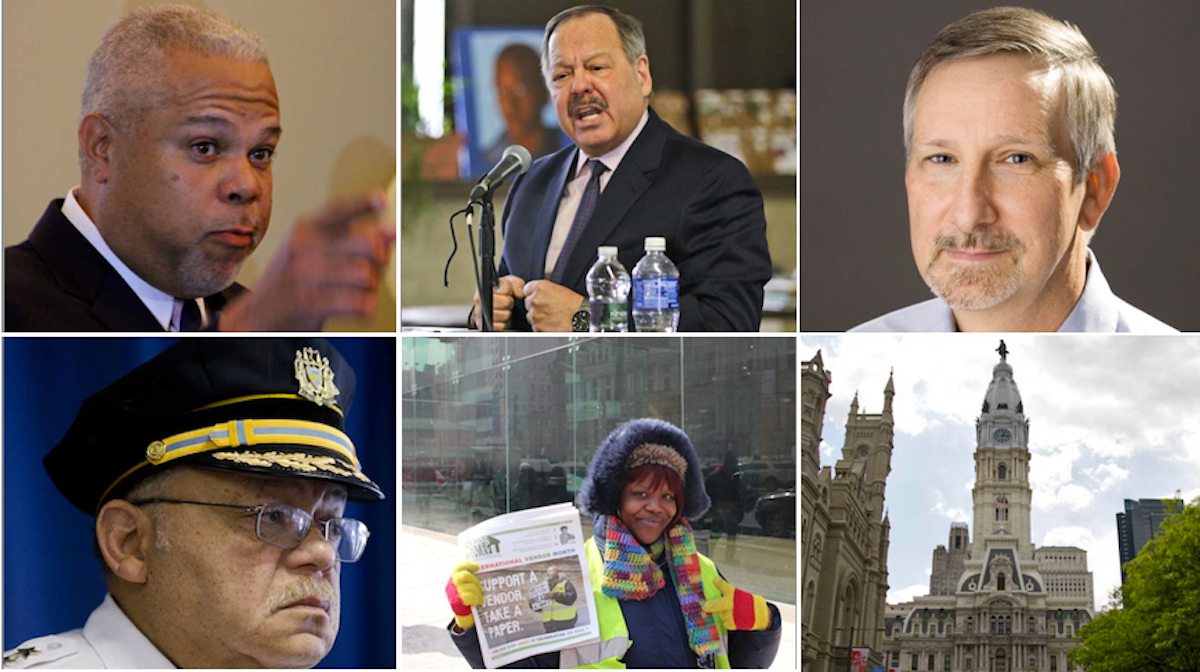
[881,345,1093,672]
[802,351,894,671]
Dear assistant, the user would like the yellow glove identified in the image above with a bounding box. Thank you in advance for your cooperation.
[447,561,484,630]
[702,576,771,631]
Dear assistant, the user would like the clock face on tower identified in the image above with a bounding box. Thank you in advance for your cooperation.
[993,428,1012,445]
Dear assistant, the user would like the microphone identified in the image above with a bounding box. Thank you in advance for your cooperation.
[469,145,532,202]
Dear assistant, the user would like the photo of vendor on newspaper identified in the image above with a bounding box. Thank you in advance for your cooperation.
[478,560,588,645]
[456,503,599,667]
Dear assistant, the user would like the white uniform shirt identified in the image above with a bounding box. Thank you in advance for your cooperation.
[850,250,1178,333]
[2,594,175,669]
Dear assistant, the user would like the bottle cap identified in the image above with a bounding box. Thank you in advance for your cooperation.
[598,245,619,257]
[644,237,666,251]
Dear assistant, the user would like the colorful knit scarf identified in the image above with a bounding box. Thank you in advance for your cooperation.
[599,515,723,657]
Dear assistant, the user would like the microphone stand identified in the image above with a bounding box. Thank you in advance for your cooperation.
[472,191,498,332]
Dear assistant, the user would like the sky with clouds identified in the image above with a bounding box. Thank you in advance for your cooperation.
[801,334,1200,612]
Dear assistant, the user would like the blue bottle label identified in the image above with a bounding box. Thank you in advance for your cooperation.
[634,278,679,310]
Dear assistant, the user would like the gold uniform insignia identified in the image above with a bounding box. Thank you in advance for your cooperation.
[294,347,339,407]
[146,440,167,462]
[212,450,373,483]
[3,647,40,666]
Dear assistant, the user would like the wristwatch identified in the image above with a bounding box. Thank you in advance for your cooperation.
[572,300,590,332]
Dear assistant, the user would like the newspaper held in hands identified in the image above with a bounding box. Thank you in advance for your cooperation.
[459,502,600,668]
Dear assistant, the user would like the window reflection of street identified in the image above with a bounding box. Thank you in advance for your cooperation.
[401,336,797,604]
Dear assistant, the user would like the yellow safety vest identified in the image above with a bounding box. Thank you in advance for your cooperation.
[559,538,732,669]
[544,580,579,622]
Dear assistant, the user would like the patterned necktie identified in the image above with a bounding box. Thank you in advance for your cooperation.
[551,158,609,283]
[179,299,203,331]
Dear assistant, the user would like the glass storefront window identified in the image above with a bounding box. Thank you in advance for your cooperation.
[402,336,796,603]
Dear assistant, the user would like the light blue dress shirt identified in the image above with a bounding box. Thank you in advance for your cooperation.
[850,251,1178,333]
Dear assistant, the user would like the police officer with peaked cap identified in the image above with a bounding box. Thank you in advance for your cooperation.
[3,338,384,669]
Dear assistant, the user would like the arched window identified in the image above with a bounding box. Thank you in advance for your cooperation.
[999,464,1007,480]
[837,583,857,646]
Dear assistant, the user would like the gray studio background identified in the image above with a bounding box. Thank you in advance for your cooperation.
[801,1,1200,332]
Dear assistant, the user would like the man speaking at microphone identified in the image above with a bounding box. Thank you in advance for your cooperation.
[470,5,772,332]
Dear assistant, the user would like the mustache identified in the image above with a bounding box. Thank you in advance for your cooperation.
[933,229,1026,255]
[266,575,337,613]
[568,95,608,117]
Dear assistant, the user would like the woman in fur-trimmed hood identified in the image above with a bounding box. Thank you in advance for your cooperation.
[446,419,782,669]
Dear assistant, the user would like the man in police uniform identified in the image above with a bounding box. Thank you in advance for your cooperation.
[2,339,384,668]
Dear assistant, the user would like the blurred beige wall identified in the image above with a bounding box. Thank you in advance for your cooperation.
[2,0,396,330]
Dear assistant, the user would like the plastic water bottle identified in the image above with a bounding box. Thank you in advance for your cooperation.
[632,237,680,332]
[586,246,630,332]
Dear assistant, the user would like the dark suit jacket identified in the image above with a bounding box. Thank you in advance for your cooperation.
[497,108,772,332]
[5,200,244,331]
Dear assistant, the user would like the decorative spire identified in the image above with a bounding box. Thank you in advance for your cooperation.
[883,369,895,414]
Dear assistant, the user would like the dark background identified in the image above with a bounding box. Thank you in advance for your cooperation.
[801,1,1200,331]
[3,337,396,668]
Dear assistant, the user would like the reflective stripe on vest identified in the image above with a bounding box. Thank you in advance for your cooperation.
[559,538,731,669]
[544,581,579,622]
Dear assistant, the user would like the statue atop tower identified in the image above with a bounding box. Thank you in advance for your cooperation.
[881,342,1095,671]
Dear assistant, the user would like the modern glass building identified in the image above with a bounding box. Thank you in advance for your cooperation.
[402,336,797,602]
[1116,498,1183,584]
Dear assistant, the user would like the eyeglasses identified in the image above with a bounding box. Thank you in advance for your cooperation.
[128,498,370,563]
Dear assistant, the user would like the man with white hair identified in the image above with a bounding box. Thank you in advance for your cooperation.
[4,4,392,331]
[1,339,384,668]
[852,6,1176,333]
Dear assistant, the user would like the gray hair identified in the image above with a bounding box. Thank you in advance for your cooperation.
[81,4,268,131]
[541,5,646,81]
[903,6,1116,186]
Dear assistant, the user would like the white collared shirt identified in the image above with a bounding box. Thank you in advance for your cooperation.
[61,189,204,331]
[850,250,1178,333]
[2,594,176,668]
[543,110,651,277]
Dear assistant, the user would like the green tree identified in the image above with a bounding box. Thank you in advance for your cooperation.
[1070,497,1200,671]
